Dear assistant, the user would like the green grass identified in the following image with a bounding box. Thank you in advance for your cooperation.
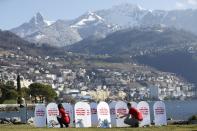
[2,99,17,104]
[1,124,197,131]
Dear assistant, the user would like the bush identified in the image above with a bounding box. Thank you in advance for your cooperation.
[189,115,197,121]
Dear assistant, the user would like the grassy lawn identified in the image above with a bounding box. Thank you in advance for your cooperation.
[0,124,197,131]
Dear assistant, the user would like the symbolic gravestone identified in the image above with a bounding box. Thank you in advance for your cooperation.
[115,101,128,127]
[46,103,60,128]
[153,101,167,126]
[90,102,98,127]
[130,101,138,108]
[34,104,46,127]
[137,101,151,127]
[62,103,74,127]
[109,101,116,127]
[74,102,91,128]
[97,101,111,128]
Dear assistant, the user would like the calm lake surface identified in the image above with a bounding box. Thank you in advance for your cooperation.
[149,100,197,120]
[0,100,197,121]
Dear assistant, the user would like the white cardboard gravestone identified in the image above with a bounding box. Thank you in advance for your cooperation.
[34,104,46,127]
[90,102,98,127]
[62,103,74,127]
[71,104,75,126]
[137,101,151,127]
[153,101,167,126]
[115,101,128,127]
[97,101,111,128]
[130,101,138,108]
[74,102,91,128]
[46,103,60,128]
[109,101,116,127]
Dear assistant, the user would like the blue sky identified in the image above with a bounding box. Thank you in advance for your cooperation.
[0,0,197,30]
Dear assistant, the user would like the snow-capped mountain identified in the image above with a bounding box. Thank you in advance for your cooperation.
[10,3,197,47]
[71,11,105,28]
[11,13,82,47]
[97,3,197,34]
[141,9,197,34]
[11,12,53,38]
[25,20,82,47]
[70,11,119,39]
[11,12,116,46]
[96,3,149,28]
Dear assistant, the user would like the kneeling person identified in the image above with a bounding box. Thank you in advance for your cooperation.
[57,104,70,128]
[120,103,143,127]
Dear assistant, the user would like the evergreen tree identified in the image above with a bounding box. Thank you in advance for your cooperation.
[0,81,18,104]
[29,83,57,103]
[17,74,22,104]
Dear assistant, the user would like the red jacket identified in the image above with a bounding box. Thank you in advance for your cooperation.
[129,107,143,121]
[59,108,70,124]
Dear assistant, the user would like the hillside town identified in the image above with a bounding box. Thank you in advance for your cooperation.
[0,50,196,103]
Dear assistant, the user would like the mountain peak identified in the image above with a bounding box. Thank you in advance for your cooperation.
[112,3,146,11]
[86,11,104,21]
[35,12,43,19]
[29,12,54,26]
[87,11,95,15]
[71,11,105,28]
[30,12,45,25]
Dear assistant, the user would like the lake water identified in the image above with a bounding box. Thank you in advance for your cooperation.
[0,100,197,121]
[149,100,197,120]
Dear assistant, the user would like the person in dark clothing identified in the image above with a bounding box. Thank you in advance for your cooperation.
[120,103,143,127]
[57,103,70,128]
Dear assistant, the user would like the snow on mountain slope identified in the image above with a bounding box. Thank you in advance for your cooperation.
[96,3,149,27]
[71,11,105,28]
[70,11,119,39]
[10,3,197,47]
[44,20,55,26]
[25,20,82,47]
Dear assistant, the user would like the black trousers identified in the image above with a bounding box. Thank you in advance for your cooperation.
[124,116,139,127]
[57,117,69,128]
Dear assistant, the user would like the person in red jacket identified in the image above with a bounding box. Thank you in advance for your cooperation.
[120,103,143,127]
[57,103,70,128]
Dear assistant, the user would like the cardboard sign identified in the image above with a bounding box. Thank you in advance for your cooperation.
[115,101,128,127]
[97,101,111,128]
[137,101,151,127]
[46,103,60,128]
[74,102,91,128]
[34,104,46,127]
[109,101,116,127]
[130,101,138,108]
[153,101,167,126]
[90,102,98,127]
[62,103,74,127]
